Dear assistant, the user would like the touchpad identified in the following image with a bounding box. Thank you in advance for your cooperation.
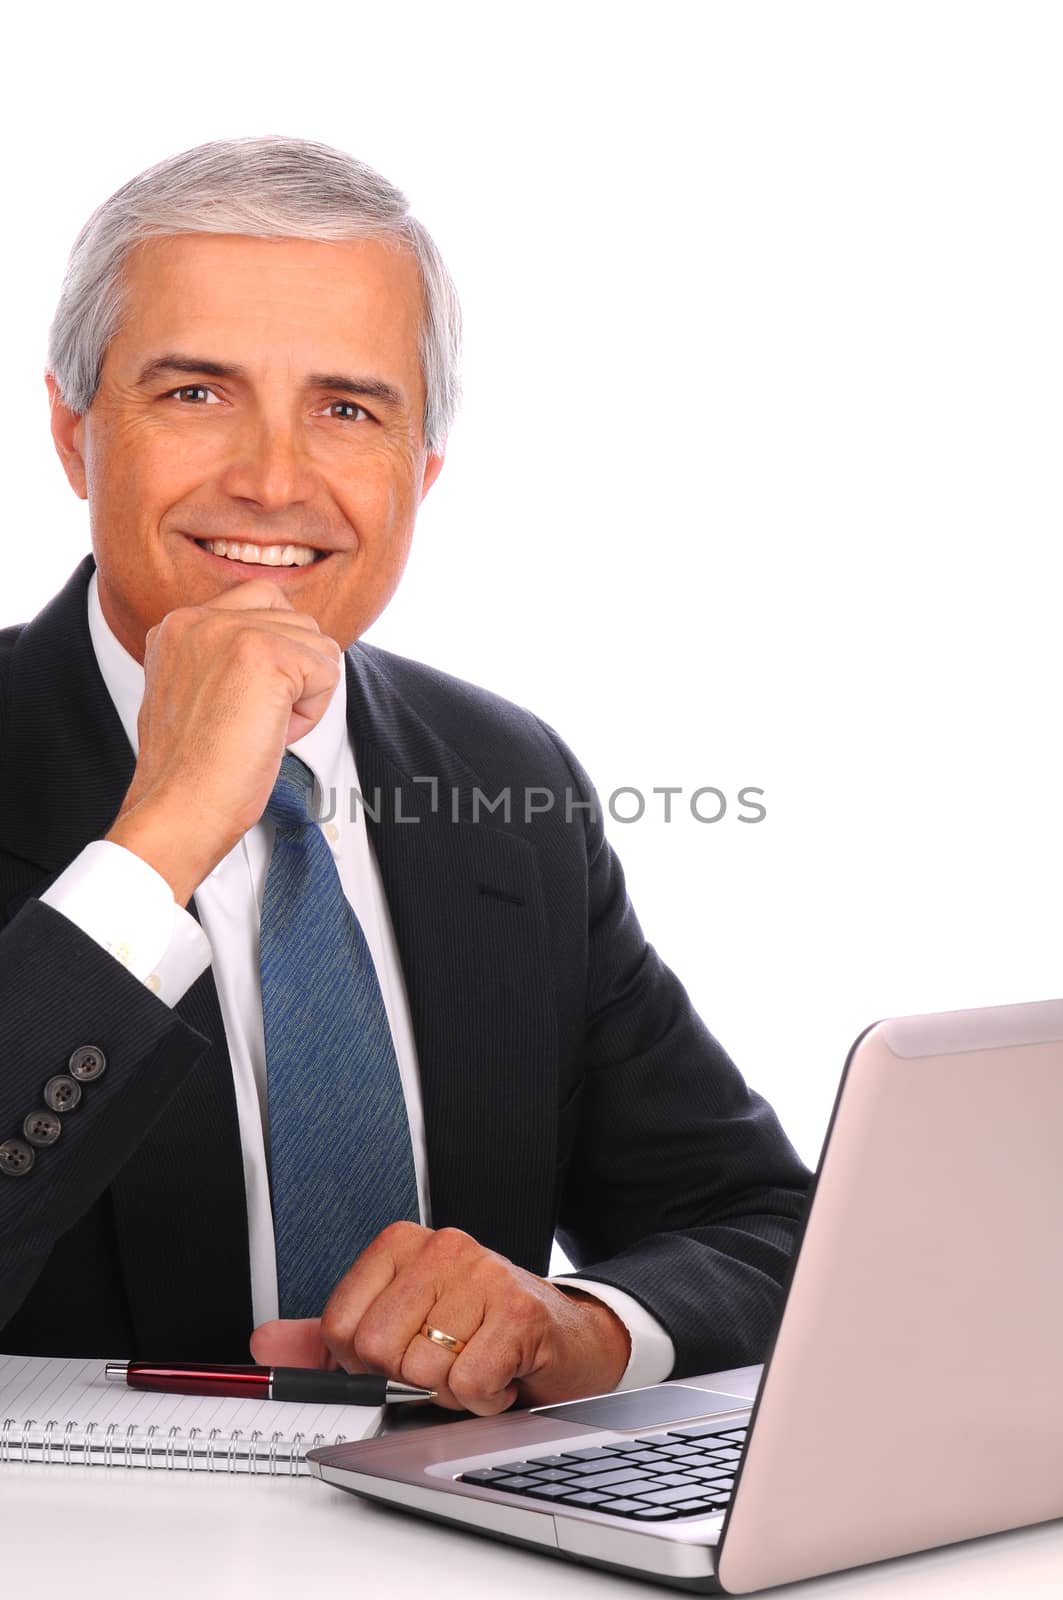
[536,1385,751,1431]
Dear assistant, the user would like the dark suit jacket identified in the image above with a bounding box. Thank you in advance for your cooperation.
[0,556,812,1373]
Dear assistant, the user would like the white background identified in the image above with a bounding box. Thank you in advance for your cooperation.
[3,2,1061,1168]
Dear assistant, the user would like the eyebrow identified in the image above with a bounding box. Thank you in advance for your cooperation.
[135,353,406,410]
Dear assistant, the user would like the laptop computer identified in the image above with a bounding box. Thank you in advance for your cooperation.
[308,997,1063,1592]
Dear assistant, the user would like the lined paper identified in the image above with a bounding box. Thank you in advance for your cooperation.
[0,1352,382,1472]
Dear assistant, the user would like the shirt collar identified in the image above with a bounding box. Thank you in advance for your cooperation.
[86,570,350,798]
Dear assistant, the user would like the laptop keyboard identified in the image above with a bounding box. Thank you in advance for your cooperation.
[458,1420,747,1521]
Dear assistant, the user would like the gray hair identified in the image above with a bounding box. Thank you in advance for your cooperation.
[45,136,461,453]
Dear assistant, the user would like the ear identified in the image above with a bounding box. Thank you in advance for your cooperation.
[419,448,446,504]
[45,372,88,500]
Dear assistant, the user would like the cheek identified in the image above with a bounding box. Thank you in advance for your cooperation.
[86,420,204,513]
[334,468,416,553]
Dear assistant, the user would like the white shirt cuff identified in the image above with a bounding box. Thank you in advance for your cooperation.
[40,840,212,1006]
[552,1276,676,1390]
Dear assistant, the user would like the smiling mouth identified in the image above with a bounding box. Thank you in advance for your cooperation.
[191,536,328,568]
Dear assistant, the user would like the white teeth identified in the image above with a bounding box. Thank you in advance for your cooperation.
[199,538,320,567]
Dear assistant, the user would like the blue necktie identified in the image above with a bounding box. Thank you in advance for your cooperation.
[260,752,419,1319]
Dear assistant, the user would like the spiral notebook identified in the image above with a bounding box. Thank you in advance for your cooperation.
[0,1352,382,1474]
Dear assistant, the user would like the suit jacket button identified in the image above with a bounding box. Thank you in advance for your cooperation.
[69,1045,107,1083]
[0,1138,35,1177]
[44,1075,82,1113]
[23,1109,62,1147]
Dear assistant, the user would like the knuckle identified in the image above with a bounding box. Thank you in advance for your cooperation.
[514,1280,545,1318]
[377,1220,422,1250]
[229,624,279,668]
[432,1226,475,1261]
[148,610,184,648]
[319,1303,347,1351]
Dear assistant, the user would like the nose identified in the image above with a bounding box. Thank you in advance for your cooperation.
[220,411,317,512]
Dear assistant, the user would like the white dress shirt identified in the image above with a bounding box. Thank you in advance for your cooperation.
[40,573,675,1387]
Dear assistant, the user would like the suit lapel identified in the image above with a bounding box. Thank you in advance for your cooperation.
[344,649,560,1273]
[0,558,253,1356]
[0,558,137,876]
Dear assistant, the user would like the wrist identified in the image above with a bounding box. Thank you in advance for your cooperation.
[106,801,223,907]
[552,1284,631,1387]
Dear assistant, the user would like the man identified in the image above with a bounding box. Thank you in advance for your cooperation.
[0,137,811,1416]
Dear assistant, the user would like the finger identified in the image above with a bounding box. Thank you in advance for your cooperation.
[398,1310,485,1404]
[436,1312,526,1416]
[353,1274,444,1380]
[249,1317,335,1369]
[146,611,343,675]
[283,642,346,742]
[184,613,343,659]
[201,578,299,613]
[396,1281,510,1411]
[452,1378,519,1416]
[256,631,344,730]
[319,1222,429,1370]
[202,607,336,643]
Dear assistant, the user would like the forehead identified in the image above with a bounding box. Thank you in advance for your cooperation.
[111,232,425,388]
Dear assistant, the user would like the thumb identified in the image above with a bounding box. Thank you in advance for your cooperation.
[249,1316,334,1369]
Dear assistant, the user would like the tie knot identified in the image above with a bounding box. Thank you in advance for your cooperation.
[266,753,320,834]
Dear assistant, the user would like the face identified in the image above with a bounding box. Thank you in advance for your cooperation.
[47,232,445,658]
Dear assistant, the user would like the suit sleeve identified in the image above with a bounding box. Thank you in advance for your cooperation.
[0,896,212,1330]
[538,722,814,1379]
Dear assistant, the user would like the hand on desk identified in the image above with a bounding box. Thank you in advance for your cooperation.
[249,1222,631,1415]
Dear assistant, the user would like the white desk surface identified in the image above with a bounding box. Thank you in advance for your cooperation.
[2,1452,1062,1597]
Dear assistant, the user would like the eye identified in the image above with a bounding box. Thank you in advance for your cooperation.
[167,385,220,404]
[326,400,372,422]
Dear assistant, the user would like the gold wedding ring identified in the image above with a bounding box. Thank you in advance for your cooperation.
[420,1322,467,1355]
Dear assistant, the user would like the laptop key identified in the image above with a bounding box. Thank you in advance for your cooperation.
[671,1465,733,1482]
[631,1506,682,1520]
[669,1422,738,1440]
[564,1447,621,1461]
[639,1484,718,1506]
[562,1490,614,1507]
[525,1454,576,1468]
[569,1468,653,1491]
[562,1455,639,1476]
[588,1475,677,1498]
[646,1472,703,1488]
[523,1482,578,1500]
[672,1498,727,1514]
[460,1468,514,1486]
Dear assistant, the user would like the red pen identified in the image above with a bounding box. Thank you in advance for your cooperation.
[104,1360,434,1405]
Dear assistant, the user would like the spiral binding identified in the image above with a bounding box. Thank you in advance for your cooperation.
[0,1415,343,1473]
